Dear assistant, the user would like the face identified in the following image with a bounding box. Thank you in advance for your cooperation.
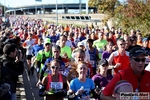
[44,43,51,51]
[106,42,113,51]
[137,34,142,40]
[52,48,60,58]
[75,52,85,62]
[143,41,148,47]
[11,48,17,58]
[87,42,93,48]
[28,34,32,40]
[38,39,43,45]
[98,33,103,40]
[124,40,130,49]
[86,34,91,39]
[99,64,108,72]
[115,85,133,100]
[50,61,60,74]
[130,54,146,74]
[51,30,55,36]
[77,64,88,77]
[60,36,67,44]
[117,40,125,51]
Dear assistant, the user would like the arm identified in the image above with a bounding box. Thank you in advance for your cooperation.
[39,59,49,81]
[96,48,99,61]
[32,46,35,56]
[108,52,114,66]
[108,52,121,69]
[100,73,121,100]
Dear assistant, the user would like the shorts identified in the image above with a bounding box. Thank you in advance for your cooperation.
[26,55,32,60]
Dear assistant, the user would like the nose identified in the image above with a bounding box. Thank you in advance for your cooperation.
[139,60,143,64]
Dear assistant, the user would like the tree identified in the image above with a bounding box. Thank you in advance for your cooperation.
[88,0,150,36]
[88,0,119,26]
[114,0,150,36]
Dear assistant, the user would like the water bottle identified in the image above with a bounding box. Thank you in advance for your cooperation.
[133,88,139,100]
[80,86,84,91]
[78,86,84,100]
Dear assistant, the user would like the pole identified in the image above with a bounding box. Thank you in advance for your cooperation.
[56,0,58,26]
[79,0,81,14]
[4,0,6,17]
[86,0,88,14]
[35,1,37,15]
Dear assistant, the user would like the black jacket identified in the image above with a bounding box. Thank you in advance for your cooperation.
[1,55,24,93]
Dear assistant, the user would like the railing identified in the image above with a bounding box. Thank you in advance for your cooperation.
[62,16,91,20]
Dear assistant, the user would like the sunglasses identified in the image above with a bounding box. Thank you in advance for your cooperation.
[120,43,125,46]
[133,58,146,62]
[101,64,108,67]
[51,66,59,69]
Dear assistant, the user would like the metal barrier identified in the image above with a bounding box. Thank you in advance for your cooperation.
[62,16,91,20]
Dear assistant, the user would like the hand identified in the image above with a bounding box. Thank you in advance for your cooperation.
[94,86,102,95]
[114,63,121,68]
[62,52,68,59]
[75,89,84,96]
[94,88,101,95]
[36,80,41,87]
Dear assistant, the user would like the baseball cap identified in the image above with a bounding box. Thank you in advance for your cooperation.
[99,59,108,66]
[142,38,148,42]
[44,38,51,45]
[77,42,84,47]
[129,46,147,57]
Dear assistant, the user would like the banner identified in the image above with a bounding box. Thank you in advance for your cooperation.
[0,7,2,17]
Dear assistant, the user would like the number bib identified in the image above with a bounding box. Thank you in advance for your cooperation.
[50,82,63,90]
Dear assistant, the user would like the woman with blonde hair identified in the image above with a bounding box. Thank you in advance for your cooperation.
[68,61,99,100]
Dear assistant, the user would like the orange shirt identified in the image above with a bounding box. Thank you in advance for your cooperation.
[64,27,70,32]
[137,40,142,46]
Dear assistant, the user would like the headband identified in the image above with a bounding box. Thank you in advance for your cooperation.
[114,82,132,93]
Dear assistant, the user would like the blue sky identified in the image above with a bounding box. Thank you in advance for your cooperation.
[0,0,89,7]
[1,0,124,7]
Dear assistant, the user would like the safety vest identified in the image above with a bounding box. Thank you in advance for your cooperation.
[46,74,63,91]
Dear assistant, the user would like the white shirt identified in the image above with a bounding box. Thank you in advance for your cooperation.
[24,39,35,55]
[56,40,73,48]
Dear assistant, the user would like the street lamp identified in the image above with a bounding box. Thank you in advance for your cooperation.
[56,0,58,26]
[4,0,6,17]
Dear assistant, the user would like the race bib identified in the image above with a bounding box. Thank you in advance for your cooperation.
[50,82,63,90]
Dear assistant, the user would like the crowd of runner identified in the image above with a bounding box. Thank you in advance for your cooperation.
[0,15,150,100]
